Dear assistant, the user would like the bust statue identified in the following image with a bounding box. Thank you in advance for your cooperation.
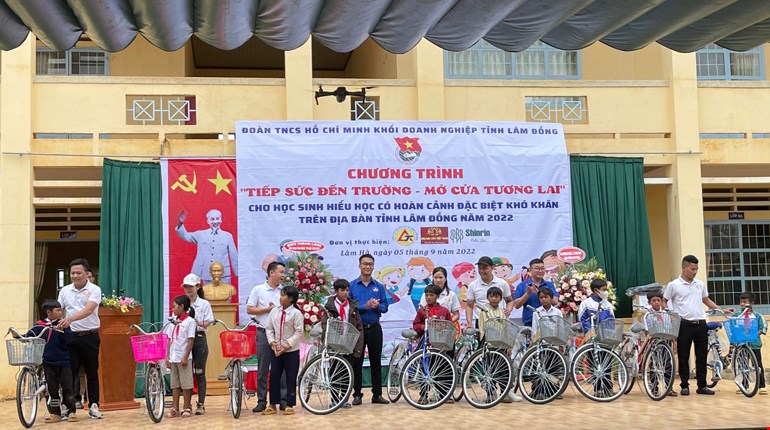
[203,261,236,303]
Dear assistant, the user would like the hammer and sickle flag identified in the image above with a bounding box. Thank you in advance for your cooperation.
[171,172,197,194]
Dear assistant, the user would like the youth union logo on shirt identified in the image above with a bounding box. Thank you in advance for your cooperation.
[373,287,379,292]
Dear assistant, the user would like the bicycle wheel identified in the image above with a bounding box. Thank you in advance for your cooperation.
[401,350,456,410]
[230,360,244,418]
[517,346,568,404]
[571,344,628,402]
[387,343,408,403]
[452,343,471,401]
[705,345,724,388]
[298,354,353,415]
[145,363,165,423]
[16,366,40,428]
[618,339,638,394]
[461,349,512,409]
[733,345,760,397]
[642,342,675,401]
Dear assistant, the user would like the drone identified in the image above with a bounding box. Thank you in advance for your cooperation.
[315,86,372,104]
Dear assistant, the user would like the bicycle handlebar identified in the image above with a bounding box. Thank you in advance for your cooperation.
[6,326,56,339]
[128,318,177,335]
[213,316,264,331]
[706,308,734,317]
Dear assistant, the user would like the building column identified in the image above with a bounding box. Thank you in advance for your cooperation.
[662,50,706,277]
[414,40,445,120]
[285,39,313,120]
[0,34,35,397]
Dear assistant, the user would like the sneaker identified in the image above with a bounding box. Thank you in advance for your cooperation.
[760,388,768,395]
[67,413,78,422]
[252,402,266,413]
[283,406,294,415]
[261,406,276,416]
[75,401,84,410]
[508,392,523,402]
[195,403,205,415]
[352,396,362,406]
[44,415,62,423]
[279,401,287,411]
[88,404,102,419]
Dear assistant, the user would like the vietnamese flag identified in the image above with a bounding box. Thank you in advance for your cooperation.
[163,159,238,315]
[394,136,422,153]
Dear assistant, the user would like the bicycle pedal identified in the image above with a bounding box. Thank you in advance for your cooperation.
[217,375,228,381]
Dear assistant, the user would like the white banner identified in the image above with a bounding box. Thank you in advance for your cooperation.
[236,121,572,362]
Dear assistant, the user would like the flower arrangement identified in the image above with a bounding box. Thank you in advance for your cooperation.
[281,252,334,303]
[100,291,142,313]
[297,298,323,333]
[555,257,616,315]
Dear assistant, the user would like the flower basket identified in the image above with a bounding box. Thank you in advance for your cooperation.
[556,257,616,315]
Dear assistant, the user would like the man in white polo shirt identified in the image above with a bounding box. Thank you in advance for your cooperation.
[57,258,103,419]
[664,255,733,396]
[246,261,287,413]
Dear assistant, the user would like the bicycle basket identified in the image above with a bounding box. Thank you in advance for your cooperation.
[645,312,681,340]
[426,318,455,351]
[326,318,360,355]
[6,337,45,366]
[220,330,256,358]
[130,333,169,363]
[538,316,570,346]
[596,318,625,347]
[724,317,760,344]
[485,318,520,349]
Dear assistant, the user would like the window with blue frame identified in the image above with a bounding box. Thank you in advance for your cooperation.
[696,43,764,80]
[445,40,580,79]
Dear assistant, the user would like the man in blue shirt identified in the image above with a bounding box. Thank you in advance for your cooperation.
[349,253,390,405]
[513,258,559,326]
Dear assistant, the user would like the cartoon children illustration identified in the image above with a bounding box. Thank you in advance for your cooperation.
[540,249,566,283]
[492,257,520,296]
[451,262,477,306]
[406,256,434,311]
[374,266,406,305]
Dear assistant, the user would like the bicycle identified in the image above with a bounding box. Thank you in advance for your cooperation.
[517,314,573,404]
[400,317,457,409]
[298,311,357,415]
[705,308,762,397]
[459,313,516,408]
[213,317,259,418]
[570,314,629,402]
[619,283,665,395]
[128,319,177,423]
[386,327,419,403]
[6,326,51,428]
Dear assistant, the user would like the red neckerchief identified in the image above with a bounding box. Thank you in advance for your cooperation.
[336,298,348,322]
[173,312,190,340]
[426,304,443,318]
[279,308,287,341]
[37,319,54,342]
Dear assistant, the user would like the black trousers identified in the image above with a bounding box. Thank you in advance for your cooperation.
[353,322,383,397]
[752,348,766,388]
[192,333,208,404]
[44,364,76,415]
[677,320,708,389]
[269,350,299,407]
[69,333,100,406]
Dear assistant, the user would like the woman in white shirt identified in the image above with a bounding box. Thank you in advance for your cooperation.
[419,267,461,323]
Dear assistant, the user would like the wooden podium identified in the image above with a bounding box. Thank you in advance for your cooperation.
[206,302,238,395]
[97,307,142,411]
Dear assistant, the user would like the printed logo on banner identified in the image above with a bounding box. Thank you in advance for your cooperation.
[394,226,417,246]
[420,227,449,244]
[450,228,464,243]
[394,137,422,165]
[283,240,325,253]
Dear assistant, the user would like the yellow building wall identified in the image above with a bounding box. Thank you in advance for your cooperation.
[646,185,672,283]
[109,37,186,77]
[581,43,665,80]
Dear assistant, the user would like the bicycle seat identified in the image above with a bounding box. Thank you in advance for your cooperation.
[309,324,323,338]
[464,328,479,336]
[630,322,646,333]
[707,322,722,331]
[519,327,532,337]
[401,329,418,339]
[570,323,583,334]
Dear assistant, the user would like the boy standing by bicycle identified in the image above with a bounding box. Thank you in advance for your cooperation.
[322,279,364,407]
[645,291,677,397]
[532,288,562,336]
[25,300,77,422]
[737,292,767,395]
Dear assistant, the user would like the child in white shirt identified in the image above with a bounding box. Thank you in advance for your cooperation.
[167,295,197,418]
[532,287,563,336]
[263,285,304,416]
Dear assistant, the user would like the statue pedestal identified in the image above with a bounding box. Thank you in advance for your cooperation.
[97,307,142,411]
[206,302,238,395]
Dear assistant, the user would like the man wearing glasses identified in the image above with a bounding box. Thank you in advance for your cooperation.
[513,258,560,327]
[349,254,390,405]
